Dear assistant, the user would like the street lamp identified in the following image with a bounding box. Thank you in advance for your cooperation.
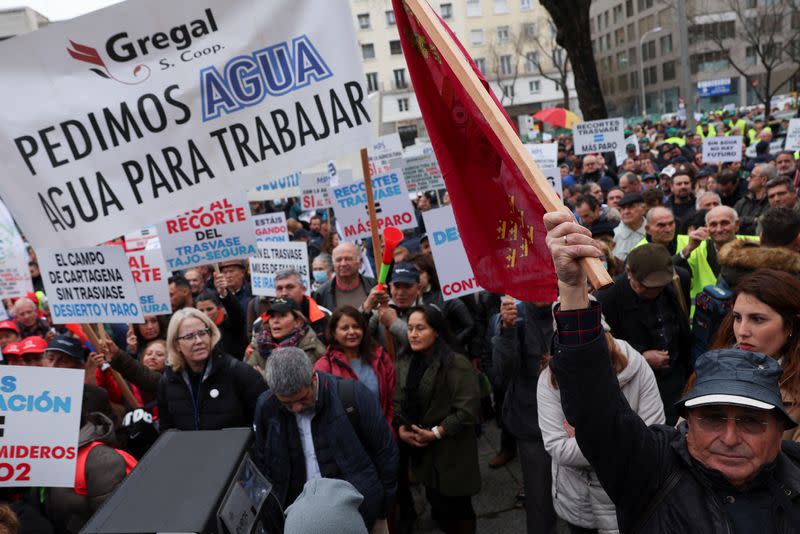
[639,26,663,118]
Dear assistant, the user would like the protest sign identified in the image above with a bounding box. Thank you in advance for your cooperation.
[422,206,481,300]
[786,119,800,151]
[39,245,142,324]
[573,118,625,155]
[368,133,404,176]
[123,225,158,252]
[0,0,374,250]
[0,200,33,299]
[0,366,84,487]
[540,167,563,200]
[523,143,558,168]
[615,134,640,164]
[156,193,257,270]
[301,172,334,210]
[402,153,445,193]
[249,242,310,297]
[703,136,743,163]
[246,172,302,202]
[331,159,417,240]
[745,139,784,159]
[252,212,288,243]
[127,249,171,315]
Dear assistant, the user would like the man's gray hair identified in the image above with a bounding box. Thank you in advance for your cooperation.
[695,191,721,210]
[313,253,333,271]
[754,162,778,181]
[275,268,305,287]
[265,347,314,396]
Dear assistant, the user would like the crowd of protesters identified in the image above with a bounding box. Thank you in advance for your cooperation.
[1,102,800,534]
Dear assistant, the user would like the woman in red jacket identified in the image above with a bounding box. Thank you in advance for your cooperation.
[315,306,395,428]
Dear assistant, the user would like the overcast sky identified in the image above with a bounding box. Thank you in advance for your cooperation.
[0,0,123,21]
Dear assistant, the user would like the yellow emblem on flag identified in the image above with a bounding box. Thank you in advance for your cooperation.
[496,195,535,269]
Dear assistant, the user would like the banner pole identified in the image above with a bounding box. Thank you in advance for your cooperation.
[402,0,612,290]
[360,148,397,360]
[93,323,141,409]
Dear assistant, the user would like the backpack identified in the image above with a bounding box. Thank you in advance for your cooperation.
[691,282,734,368]
[337,378,361,439]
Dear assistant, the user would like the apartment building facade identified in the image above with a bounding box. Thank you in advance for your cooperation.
[0,6,49,41]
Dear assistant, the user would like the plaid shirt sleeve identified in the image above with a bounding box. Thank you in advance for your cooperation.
[554,301,603,346]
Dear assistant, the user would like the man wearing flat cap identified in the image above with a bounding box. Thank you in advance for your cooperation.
[612,192,647,262]
[543,210,800,533]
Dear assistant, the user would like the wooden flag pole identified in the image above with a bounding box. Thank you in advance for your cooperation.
[402,0,613,290]
[360,148,397,360]
[92,324,142,409]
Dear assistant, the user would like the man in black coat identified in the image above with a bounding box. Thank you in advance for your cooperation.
[595,244,691,425]
[542,211,800,534]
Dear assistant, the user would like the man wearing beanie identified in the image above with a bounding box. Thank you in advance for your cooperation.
[284,479,368,534]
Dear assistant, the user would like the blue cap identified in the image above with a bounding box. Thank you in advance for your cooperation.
[676,349,797,428]
[390,262,419,284]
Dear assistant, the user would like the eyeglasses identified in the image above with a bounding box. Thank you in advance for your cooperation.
[176,329,211,342]
[694,414,770,435]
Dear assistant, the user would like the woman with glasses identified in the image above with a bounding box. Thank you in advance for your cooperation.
[158,308,266,431]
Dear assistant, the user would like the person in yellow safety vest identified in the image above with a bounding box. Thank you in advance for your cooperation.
[695,121,716,138]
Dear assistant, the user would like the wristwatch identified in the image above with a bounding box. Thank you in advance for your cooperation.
[431,426,442,440]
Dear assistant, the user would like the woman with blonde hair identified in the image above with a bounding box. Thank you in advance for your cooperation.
[157,308,266,431]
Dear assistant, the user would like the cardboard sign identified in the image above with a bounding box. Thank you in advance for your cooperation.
[573,118,625,155]
[524,143,558,168]
[784,119,800,151]
[540,167,563,200]
[246,172,302,202]
[402,153,445,193]
[0,0,374,250]
[331,159,417,240]
[127,249,171,316]
[156,193,257,271]
[703,136,743,163]
[249,242,310,297]
[252,212,288,243]
[368,133,404,176]
[0,199,33,299]
[39,245,143,324]
[422,206,481,301]
[0,366,84,487]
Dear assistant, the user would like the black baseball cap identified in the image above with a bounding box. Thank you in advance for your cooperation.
[266,297,300,315]
[46,335,85,361]
[390,262,420,284]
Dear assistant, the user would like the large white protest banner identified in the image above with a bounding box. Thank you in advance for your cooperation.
[0,366,83,487]
[39,245,143,324]
[246,172,302,202]
[422,206,481,301]
[573,118,625,155]
[249,242,310,297]
[253,212,289,243]
[0,0,374,250]
[0,200,33,299]
[524,143,558,168]
[402,153,445,193]
[127,249,171,315]
[703,136,743,163]
[156,193,257,270]
[331,159,417,239]
[784,119,800,151]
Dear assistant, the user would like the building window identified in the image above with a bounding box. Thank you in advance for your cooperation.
[662,60,676,80]
[398,98,410,112]
[390,40,402,55]
[690,50,730,73]
[520,0,532,10]
[394,68,407,89]
[613,4,623,24]
[526,51,538,73]
[637,0,654,11]
[440,3,453,19]
[626,0,634,17]
[366,72,379,93]
[494,0,508,14]
[502,85,515,98]
[618,74,629,91]
[617,51,628,69]
[523,23,537,40]
[386,10,396,26]
[361,43,375,60]
[471,29,484,45]
[629,46,637,65]
[615,28,626,46]
[497,25,510,42]
[630,71,639,89]
[641,40,656,61]
[529,80,541,93]
[627,23,636,42]
[660,34,673,54]
[499,55,513,75]
[474,57,486,74]
[467,0,482,17]
[643,65,657,85]
[688,20,735,44]
[357,13,371,30]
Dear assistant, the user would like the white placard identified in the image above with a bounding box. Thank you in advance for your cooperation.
[246,172,302,202]
[331,159,417,240]
[785,119,800,152]
[0,0,373,250]
[0,366,84,487]
[368,133,404,176]
[249,242,310,297]
[156,193,257,271]
[422,206,482,301]
[615,134,640,164]
[573,118,625,155]
[703,136,743,163]
[39,245,143,324]
[524,143,558,168]
[127,249,171,316]
[745,139,784,159]
[253,212,289,243]
[301,172,334,210]
[540,167,563,200]
[0,200,33,299]
[123,225,158,253]
[402,153,445,193]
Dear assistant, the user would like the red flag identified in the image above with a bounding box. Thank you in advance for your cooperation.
[393,0,556,301]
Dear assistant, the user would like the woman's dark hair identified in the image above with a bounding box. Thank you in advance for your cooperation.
[406,304,457,350]
[133,315,169,354]
[321,232,339,256]
[196,290,222,307]
[412,253,440,292]
[326,306,376,363]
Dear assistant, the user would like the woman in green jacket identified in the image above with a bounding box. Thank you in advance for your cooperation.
[394,304,481,534]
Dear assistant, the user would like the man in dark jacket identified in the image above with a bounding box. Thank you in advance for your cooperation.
[254,347,398,531]
[595,244,691,425]
[312,242,377,312]
[542,210,800,533]
[734,162,772,234]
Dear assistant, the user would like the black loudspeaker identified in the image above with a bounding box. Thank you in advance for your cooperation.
[81,427,284,534]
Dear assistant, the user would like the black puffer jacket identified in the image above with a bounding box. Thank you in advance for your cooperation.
[158,348,266,431]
